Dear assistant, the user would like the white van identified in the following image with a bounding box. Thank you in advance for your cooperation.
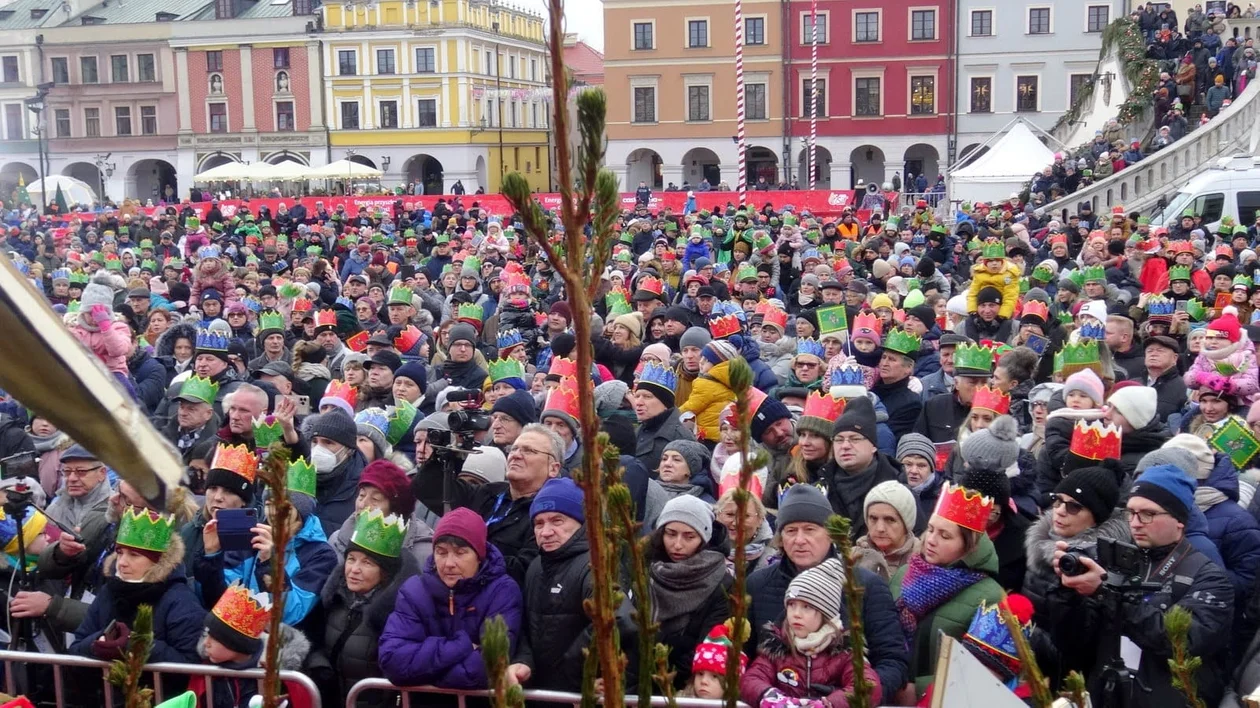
[1149,154,1260,232]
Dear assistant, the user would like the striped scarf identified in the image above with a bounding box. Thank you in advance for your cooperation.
[895,553,987,643]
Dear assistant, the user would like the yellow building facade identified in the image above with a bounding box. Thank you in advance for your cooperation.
[321,0,552,194]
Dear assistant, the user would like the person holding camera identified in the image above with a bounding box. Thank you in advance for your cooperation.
[1052,463,1234,707]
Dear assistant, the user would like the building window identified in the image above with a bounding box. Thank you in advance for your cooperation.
[633,86,655,123]
[415,47,435,73]
[970,77,992,112]
[81,57,98,83]
[140,105,156,134]
[54,108,70,137]
[687,85,710,121]
[855,12,879,42]
[276,101,294,131]
[804,13,828,44]
[688,20,708,48]
[802,78,826,117]
[137,54,155,82]
[745,16,765,45]
[971,9,993,36]
[206,50,223,72]
[855,77,881,116]
[376,49,395,75]
[273,48,289,69]
[910,75,935,115]
[338,50,357,76]
[485,51,494,75]
[1017,75,1039,111]
[85,107,100,136]
[911,9,936,40]
[531,102,539,126]
[417,98,437,127]
[51,57,69,84]
[340,101,359,129]
[1028,8,1051,34]
[1,57,17,83]
[114,106,131,135]
[530,58,537,81]
[379,100,397,128]
[747,82,767,120]
[1087,5,1109,32]
[1070,73,1093,107]
[3,105,20,140]
[110,55,128,83]
[633,22,653,50]
[209,102,228,132]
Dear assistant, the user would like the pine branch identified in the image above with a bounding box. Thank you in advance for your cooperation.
[998,599,1054,708]
[1166,605,1208,708]
[610,480,656,703]
[109,603,155,708]
[724,357,755,708]
[653,643,679,708]
[1061,670,1088,708]
[255,442,293,708]
[482,615,523,708]
[825,516,873,708]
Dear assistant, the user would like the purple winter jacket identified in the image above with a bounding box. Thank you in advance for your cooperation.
[377,543,523,689]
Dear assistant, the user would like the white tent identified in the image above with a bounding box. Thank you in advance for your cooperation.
[310,159,383,179]
[948,120,1056,205]
[244,159,308,181]
[193,161,251,182]
[26,175,98,206]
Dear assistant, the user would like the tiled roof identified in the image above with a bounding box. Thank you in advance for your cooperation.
[0,0,69,30]
[69,0,211,24]
[562,40,603,83]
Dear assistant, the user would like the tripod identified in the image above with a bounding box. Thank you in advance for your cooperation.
[1090,588,1154,708]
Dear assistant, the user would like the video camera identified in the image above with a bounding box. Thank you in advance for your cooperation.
[428,389,490,452]
[1060,537,1163,594]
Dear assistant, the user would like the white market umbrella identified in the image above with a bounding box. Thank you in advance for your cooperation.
[311,159,383,179]
[254,159,309,181]
[26,175,98,206]
[193,161,251,182]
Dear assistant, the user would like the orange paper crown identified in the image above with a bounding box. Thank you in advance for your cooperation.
[853,312,883,337]
[210,444,258,481]
[1048,233,1068,247]
[934,482,995,533]
[709,314,743,340]
[1069,419,1122,461]
[314,309,338,330]
[971,385,1011,415]
[1021,300,1050,323]
[211,584,271,640]
[636,276,665,297]
[801,391,847,423]
[324,379,358,410]
[291,298,313,313]
[763,308,789,332]
[544,377,582,420]
[548,356,578,379]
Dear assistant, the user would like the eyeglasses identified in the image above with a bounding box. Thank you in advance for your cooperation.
[795,362,819,370]
[63,465,103,478]
[509,445,556,461]
[1050,496,1085,515]
[1124,508,1171,525]
[832,434,868,448]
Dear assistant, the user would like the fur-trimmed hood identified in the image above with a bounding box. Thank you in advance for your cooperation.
[320,544,420,633]
[758,336,797,360]
[104,533,187,584]
[1198,337,1251,363]
[1024,510,1131,571]
[155,322,200,360]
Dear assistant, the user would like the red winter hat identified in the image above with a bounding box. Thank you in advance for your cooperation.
[434,507,488,559]
[691,624,747,678]
[1209,306,1242,344]
[358,460,415,518]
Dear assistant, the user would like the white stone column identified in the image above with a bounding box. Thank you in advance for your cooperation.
[175,49,192,133]
[240,45,256,131]
[831,161,851,191]
[307,42,324,129]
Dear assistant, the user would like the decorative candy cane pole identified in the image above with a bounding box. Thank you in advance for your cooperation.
[810,0,818,190]
[735,0,747,206]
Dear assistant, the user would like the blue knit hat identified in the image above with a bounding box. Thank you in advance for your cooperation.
[530,477,585,523]
[751,396,793,442]
[1129,464,1196,523]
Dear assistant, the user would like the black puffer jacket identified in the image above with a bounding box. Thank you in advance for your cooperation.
[514,528,594,692]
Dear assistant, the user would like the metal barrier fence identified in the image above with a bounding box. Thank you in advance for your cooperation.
[344,678,751,708]
[0,648,321,708]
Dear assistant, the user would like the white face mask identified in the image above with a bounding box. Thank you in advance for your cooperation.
[310,444,339,473]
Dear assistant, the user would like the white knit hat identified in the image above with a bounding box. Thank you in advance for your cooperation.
[863,480,918,532]
[1107,386,1159,430]
[1163,434,1216,480]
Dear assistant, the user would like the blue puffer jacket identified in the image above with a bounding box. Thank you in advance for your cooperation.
[912,326,942,378]
[1199,454,1260,612]
[736,335,781,393]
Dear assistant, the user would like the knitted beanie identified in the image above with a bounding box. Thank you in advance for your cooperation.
[1163,434,1216,480]
[703,340,740,365]
[1063,369,1105,406]
[491,389,538,427]
[663,440,710,479]
[776,484,833,528]
[643,342,672,365]
[1135,446,1202,481]
[356,414,390,459]
[530,477,585,522]
[750,396,793,442]
[1130,464,1197,523]
[80,282,115,311]
[1107,386,1159,430]
[680,326,713,351]
[448,322,479,347]
[434,507,488,559]
[896,433,937,468]
[831,396,878,446]
[785,557,846,622]
[657,494,715,543]
[960,415,1020,472]
[359,459,416,518]
[863,480,918,532]
[594,380,630,418]
[960,466,1012,513]
[307,409,359,450]
[692,625,747,678]
[1054,466,1120,523]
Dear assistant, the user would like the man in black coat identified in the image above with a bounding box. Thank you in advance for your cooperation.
[870,334,923,437]
[822,397,902,540]
[913,344,993,443]
[1106,315,1148,381]
[1133,335,1188,426]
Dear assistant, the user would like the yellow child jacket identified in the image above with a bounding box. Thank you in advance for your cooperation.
[679,360,737,442]
[967,260,1022,320]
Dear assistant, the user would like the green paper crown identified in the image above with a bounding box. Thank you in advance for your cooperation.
[69,272,89,285]
[1055,340,1101,376]
[277,283,306,300]
[116,507,176,553]
[457,302,484,323]
[165,258,184,270]
[178,375,219,405]
[606,291,632,317]
[1067,269,1086,289]
[287,457,317,498]
[905,278,921,292]
[735,263,758,282]
[1235,274,1253,289]
[1184,299,1207,322]
[463,256,482,273]
[186,217,200,229]
[386,400,418,446]
[1083,265,1106,283]
[966,238,983,252]
[488,357,526,384]
[91,252,105,263]
[350,509,405,558]
[105,258,123,272]
[139,239,154,250]
[980,239,1005,259]
[783,214,799,227]
[253,415,284,449]
[435,233,450,244]
[258,310,285,332]
[953,343,995,374]
[753,232,773,251]
[1019,277,1030,294]
[1032,264,1054,282]
[883,328,922,357]
[66,300,80,313]
[388,285,413,306]
[1057,310,1074,324]
[140,259,157,272]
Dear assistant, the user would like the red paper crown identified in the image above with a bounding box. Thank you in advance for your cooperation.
[709,314,742,340]
[1069,419,1122,461]
[971,385,1011,415]
[763,308,789,332]
[1048,233,1068,247]
[211,444,258,481]
[504,272,531,293]
[324,379,357,410]
[394,324,423,353]
[636,276,665,297]
[892,308,906,324]
[345,330,369,352]
[314,309,338,330]
[853,312,883,337]
[1021,300,1049,323]
[211,584,271,640]
[1167,240,1194,255]
[404,238,417,247]
[549,356,578,379]
[544,377,581,420]
[503,261,525,275]
[801,391,847,423]
[934,482,995,533]
[291,298,313,313]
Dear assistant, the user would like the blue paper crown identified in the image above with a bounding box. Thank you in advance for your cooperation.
[242,296,263,313]
[801,248,821,262]
[714,301,746,320]
[797,338,825,358]
[335,296,354,310]
[636,361,677,391]
[355,407,389,437]
[713,263,729,274]
[831,364,866,387]
[195,328,230,352]
[497,328,524,350]
[964,601,1027,662]
[198,245,221,259]
[13,261,28,276]
[1078,321,1105,340]
[51,268,71,282]
[912,233,927,245]
[1147,298,1175,317]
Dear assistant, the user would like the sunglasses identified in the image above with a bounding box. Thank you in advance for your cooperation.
[1050,495,1084,515]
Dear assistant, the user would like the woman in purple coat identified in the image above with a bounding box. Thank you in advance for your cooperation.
[378,507,524,689]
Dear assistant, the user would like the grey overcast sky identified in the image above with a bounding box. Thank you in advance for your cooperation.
[520,0,605,52]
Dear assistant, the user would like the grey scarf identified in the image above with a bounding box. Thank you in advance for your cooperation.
[650,549,727,636]
[30,431,66,454]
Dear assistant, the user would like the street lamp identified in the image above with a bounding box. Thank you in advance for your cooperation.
[24,82,53,213]
[380,155,391,172]
[94,153,115,204]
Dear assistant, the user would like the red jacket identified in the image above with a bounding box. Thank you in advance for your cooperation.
[740,625,882,707]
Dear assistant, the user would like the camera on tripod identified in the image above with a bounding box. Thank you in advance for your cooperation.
[1060,537,1162,593]
[428,389,490,452]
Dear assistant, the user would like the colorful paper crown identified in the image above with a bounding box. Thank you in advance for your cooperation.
[103,254,123,272]
[390,325,421,355]
[195,329,229,353]
[971,385,1011,415]
[497,328,524,352]
[350,509,406,558]
[386,400,417,446]
[211,443,258,481]
[1146,295,1175,320]
[933,482,994,533]
[388,285,413,306]
[1069,419,1122,461]
[980,239,1005,260]
[762,308,789,333]
[1078,320,1105,340]
[549,356,578,379]
[488,357,526,384]
[709,314,743,340]
[852,312,882,339]
[116,507,176,554]
[1082,265,1106,283]
[258,310,285,333]
[320,379,355,411]
[1167,240,1194,255]
[606,291,632,317]
[544,376,582,420]
[211,584,272,641]
[177,375,219,406]
[1021,300,1049,323]
[1235,274,1253,289]
[287,457,317,498]
[883,328,922,357]
[1055,339,1101,377]
[456,302,484,324]
[801,391,847,423]
[198,245,220,260]
[735,263,759,282]
[1031,263,1054,282]
[962,597,1034,677]
[796,338,825,360]
[830,363,866,390]
[1169,265,1192,282]
[50,268,71,283]
[635,361,678,398]
[253,414,285,449]
[69,271,90,285]
[314,309,338,330]
[355,407,389,440]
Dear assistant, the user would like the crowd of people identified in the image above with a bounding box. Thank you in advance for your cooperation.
[1,185,1260,707]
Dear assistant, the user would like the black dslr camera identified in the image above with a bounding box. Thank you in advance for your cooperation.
[428,389,490,451]
[1060,537,1157,593]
